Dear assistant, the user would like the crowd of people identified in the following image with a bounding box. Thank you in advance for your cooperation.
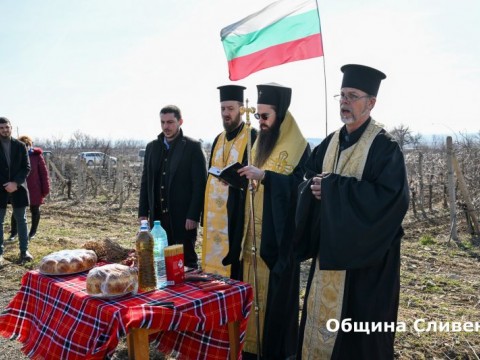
[1,63,409,359]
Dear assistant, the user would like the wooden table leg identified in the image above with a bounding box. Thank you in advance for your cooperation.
[128,325,240,360]
[127,328,150,360]
[228,321,240,360]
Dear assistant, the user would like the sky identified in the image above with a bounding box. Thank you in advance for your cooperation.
[1,0,479,145]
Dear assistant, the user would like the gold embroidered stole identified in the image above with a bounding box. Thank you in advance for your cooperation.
[241,111,307,355]
[302,119,383,360]
[201,124,249,276]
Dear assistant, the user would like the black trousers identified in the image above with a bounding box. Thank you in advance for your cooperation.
[155,212,198,269]
[11,205,40,238]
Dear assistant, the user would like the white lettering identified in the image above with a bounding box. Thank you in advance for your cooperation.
[463,322,474,332]
[341,318,353,332]
[383,322,396,332]
[396,322,407,332]
[414,319,426,332]
[353,322,370,334]
[425,321,438,332]
[326,319,339,332]
[437,322,450,332]
[451,322,462,332]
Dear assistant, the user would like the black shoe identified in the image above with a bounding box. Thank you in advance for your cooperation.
[20,251,34,262]
[29,233,36,239]
[8,234,16,241]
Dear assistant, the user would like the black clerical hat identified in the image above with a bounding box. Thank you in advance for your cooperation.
[256,83,292,123]
[341,64,386,96]
[217,85,246,102]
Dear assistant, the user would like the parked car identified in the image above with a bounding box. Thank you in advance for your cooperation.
[77,152,117,166]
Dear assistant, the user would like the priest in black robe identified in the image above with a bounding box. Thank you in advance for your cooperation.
[224,83,310,359]
[296,64,409,360]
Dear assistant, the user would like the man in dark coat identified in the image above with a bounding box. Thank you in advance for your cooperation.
[138,105,207,268]
[232,83,310,359]
[295,64,409,360]
[0,117,32,264]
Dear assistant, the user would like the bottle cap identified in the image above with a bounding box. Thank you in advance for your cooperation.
[140,219,149,230]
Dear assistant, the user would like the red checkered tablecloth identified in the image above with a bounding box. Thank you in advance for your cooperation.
[0,267,253,360]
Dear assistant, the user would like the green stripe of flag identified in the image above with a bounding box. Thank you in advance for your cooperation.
[222,9,320,61]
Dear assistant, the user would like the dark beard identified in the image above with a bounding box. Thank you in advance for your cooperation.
[223,113,241,133]
[254,120,281,168]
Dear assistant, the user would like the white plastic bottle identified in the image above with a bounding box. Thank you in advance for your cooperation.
[151,220,168,288]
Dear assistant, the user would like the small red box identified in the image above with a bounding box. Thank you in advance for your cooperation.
[165,245,185,285]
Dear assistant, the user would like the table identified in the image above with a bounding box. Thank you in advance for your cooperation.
[0,267,253,360]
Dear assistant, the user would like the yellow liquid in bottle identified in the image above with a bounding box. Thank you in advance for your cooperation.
[136,230,157,291]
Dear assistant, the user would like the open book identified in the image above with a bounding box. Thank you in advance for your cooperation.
[208,162,245,190]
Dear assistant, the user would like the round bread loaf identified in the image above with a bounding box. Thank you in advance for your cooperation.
[86,263,138,297]
[39,249,98,275]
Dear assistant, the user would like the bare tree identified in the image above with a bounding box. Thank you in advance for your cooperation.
[390,124,422,151]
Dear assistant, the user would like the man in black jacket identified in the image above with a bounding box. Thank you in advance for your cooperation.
[138,105,207,268]
[0,117,32,264]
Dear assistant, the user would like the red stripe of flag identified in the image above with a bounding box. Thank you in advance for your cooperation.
[227,33,323,81]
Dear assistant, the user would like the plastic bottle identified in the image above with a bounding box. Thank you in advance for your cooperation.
[136,220,157,291]
[151,220,168,288]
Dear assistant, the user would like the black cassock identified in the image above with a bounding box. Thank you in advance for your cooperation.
[296,122,409,360]
[225,147,310,359]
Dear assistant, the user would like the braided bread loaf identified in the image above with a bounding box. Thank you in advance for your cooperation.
[39,249,98,275]
[86,263,138,297]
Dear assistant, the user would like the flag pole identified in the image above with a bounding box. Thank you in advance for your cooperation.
[240,100,262,359]
[315,0,328,137]
[322,57,328,137]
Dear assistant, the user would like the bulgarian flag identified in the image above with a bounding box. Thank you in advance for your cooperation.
[221,0,323,81]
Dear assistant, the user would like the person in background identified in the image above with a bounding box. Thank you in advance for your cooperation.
[232,83,310,359]
[0,117,32,264]
[9,135,50,240]
[202,84,257,279]
[295,64,409,360]
[138,105,207,269]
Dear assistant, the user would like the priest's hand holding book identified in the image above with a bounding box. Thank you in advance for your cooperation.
[237,165,266,182]
[237,165,267,191]
[208,162,246,190]
[208,162,266,191]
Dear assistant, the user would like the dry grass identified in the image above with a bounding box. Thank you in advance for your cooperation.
[1,197,480,359]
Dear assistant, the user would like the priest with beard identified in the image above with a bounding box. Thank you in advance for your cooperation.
[202,85,257,279]
[295,64,409,360]
[226,83,310,360]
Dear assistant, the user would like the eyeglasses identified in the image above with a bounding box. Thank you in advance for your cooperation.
[254,113,271,120]
[333,94,371,102]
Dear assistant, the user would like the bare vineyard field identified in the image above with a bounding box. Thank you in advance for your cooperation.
[1,139,480,359]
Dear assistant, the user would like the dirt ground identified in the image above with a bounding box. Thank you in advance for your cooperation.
[1,198,479,359]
